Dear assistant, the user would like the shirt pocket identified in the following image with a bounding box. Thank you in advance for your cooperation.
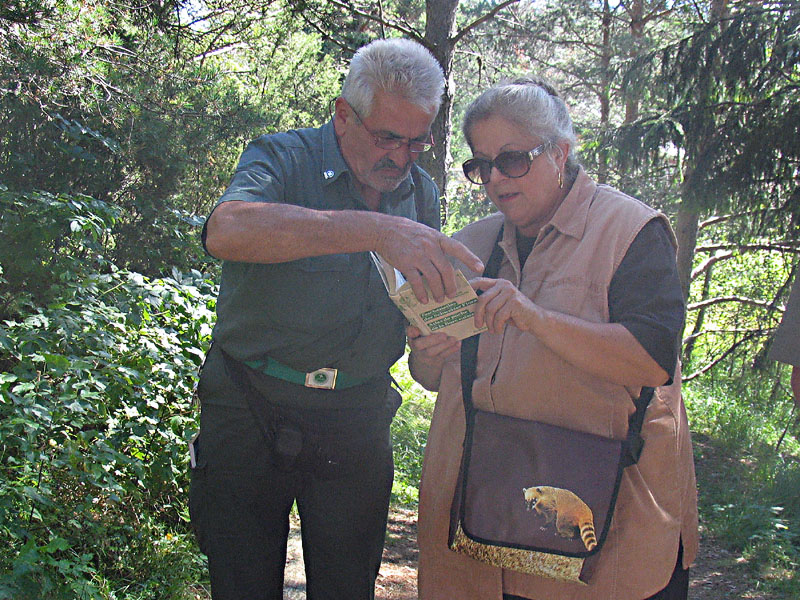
[293,253,351,272]
[270,253,360,334]
[526,275,607,322]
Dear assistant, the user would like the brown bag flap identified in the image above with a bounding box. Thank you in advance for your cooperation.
[458,409,626,557]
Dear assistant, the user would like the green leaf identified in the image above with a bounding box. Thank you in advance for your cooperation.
[43,353,70,369]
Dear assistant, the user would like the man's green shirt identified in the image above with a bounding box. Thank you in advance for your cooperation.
[204,120,440,379]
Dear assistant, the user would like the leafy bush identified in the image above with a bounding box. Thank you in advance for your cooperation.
[0,185,119,317]
[442,183,497,237]
[389,359,435,506]
[0,249,215,597]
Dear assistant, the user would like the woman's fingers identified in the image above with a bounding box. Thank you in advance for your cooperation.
[470,277,533,333]
[408,327,460,359]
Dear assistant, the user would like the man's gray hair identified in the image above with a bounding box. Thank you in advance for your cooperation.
[463,77,580,175]
[342,38,444,117]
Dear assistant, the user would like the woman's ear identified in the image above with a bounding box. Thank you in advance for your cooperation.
[554,141,570,169]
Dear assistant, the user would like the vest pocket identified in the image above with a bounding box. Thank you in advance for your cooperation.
[529,276,606,321]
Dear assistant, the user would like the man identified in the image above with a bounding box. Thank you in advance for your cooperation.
[769,273,800,409]
[189,38,482,600]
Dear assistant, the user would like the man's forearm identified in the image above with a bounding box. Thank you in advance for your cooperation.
[205,201,386,264]
[205,199,483,304]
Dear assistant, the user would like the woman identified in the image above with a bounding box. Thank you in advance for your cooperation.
[410,78,699,600]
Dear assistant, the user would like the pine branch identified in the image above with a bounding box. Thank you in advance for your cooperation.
[694,242,800,254]
[691,250,733,280]
[295,11,355,55]
[687,295,777,312]
[699,208,783,230]
[325,0,422,41]
[683,326,775,344]
[683,330,760,381]
[453,0,521,45]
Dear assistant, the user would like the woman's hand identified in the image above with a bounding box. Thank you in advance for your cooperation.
[471,277,539,334]
[407,325,461,361]
[407,325,460,391]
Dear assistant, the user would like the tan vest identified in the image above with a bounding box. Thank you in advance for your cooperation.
[417,169,699,600]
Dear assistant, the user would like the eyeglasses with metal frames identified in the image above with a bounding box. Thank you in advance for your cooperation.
[349,103,434,153]
[462,142,552,185]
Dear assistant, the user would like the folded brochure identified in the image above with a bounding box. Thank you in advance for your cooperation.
[370,252,487,340]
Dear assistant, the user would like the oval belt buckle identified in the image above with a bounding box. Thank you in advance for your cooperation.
[305,368,338,389]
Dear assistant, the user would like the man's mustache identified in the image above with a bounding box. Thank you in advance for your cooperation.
[374,157,411,173]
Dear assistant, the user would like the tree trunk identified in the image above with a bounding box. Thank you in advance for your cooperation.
[597,0,612,184]
[624,0,644,124]
[675,201,700,306]
[683,262,713,363]
[676,0,728,307]
[420,0,459,222]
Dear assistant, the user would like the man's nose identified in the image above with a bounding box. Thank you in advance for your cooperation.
[389,142,414,165]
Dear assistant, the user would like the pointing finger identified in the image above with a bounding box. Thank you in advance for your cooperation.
[417,259,446,303]
[403,268,429,305]
[440,237,484,274]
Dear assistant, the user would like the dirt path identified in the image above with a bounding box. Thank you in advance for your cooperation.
[279,508,772,600]
[282,509,418,600]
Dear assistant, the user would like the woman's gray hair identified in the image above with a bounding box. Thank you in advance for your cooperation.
[463,77,580,176]
[341,38,445,117]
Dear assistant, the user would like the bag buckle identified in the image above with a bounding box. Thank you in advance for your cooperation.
[305,368,338,389]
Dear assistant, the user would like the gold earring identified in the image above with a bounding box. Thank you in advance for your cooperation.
[557,170,563,189]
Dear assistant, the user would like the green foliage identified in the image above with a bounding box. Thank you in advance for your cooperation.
[0,198,215,596]
[686,373,800,595]
[615,2,800,214]
[0,0,341,276]
[442,182,497,236]
[682,215,794,378]
[0,185,119,316]
[389,356,435,506]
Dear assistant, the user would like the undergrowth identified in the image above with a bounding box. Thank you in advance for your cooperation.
[685,372,800,596]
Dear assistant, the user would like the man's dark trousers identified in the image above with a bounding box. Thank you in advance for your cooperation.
[189,344,396,599]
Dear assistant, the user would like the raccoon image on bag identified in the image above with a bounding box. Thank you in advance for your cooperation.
[522,485,598,551]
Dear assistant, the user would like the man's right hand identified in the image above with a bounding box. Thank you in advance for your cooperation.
[376,217,483,304]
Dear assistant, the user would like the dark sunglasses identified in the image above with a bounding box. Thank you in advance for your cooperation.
[462,142,551,185]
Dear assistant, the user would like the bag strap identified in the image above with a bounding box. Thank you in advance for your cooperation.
[624,386,653,466]
[460,224,505,414]
[458,223,652,466]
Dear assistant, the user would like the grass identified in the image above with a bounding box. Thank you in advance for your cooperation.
[684,375,800,596]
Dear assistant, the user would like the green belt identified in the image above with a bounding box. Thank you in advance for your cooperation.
[245,357,369,390]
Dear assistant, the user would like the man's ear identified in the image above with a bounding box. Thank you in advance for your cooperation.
[333,97,351,135]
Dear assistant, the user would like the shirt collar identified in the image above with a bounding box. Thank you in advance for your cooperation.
[320,119,415,205]
[544,166,596,240]
[320,119,349,185]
